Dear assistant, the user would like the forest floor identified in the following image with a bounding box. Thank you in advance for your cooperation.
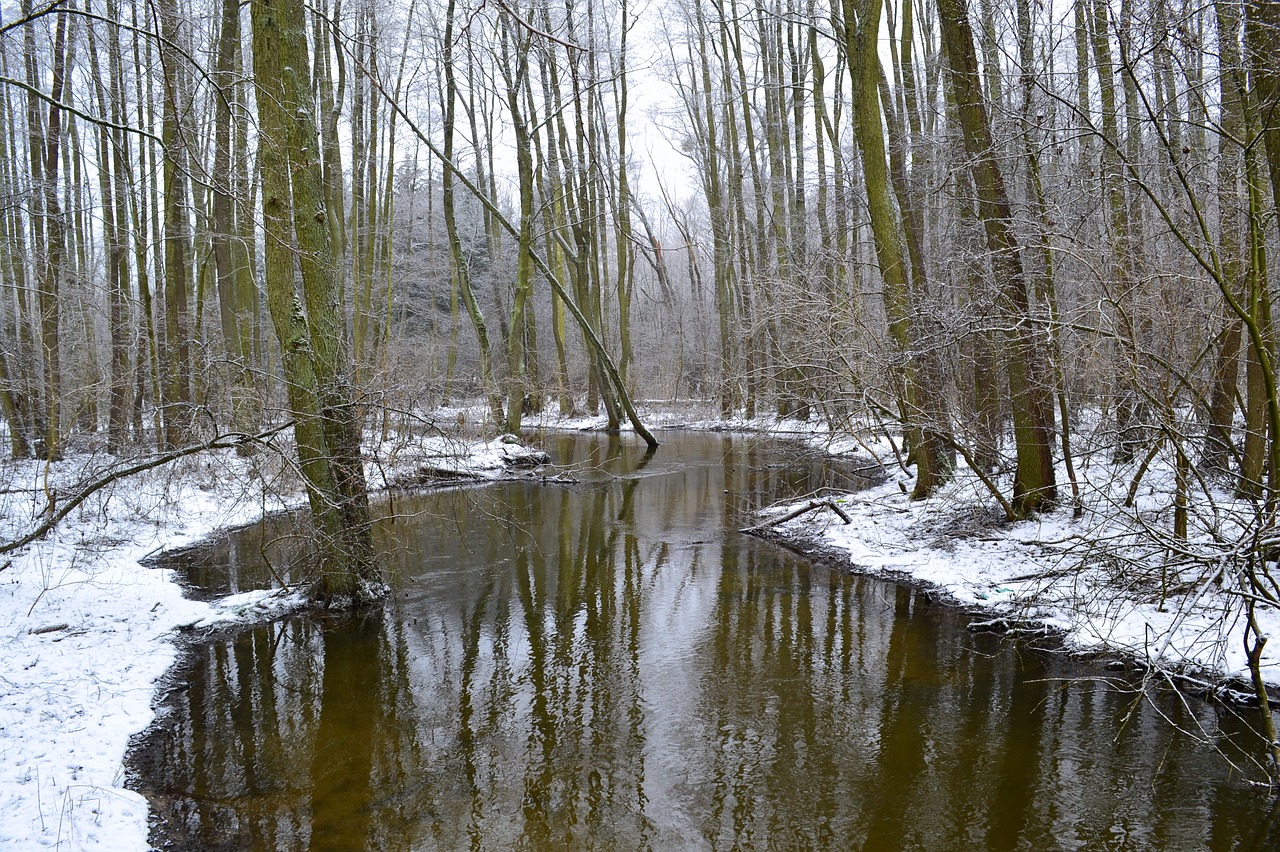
[1,405,1277,849]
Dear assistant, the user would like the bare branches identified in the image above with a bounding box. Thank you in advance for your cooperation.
[488,0,587,53]
[0,72,161,143]
[0,424,292,556]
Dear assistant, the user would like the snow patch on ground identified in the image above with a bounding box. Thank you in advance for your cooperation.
[0,458,270,850]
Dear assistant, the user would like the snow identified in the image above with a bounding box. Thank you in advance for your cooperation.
[0,459,265,850]
[0,426,549,851]
[753,421,1280,693]
[1,407,1275,849]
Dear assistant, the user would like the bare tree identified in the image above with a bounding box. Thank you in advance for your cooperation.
[251,0,380,603]
[936,0,1056,515]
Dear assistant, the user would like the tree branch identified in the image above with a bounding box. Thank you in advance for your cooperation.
[0,0,65,37]
[0,74,162,144]
[0,424,292,556]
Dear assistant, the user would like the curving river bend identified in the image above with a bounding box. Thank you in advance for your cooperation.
[129,431,1280,850]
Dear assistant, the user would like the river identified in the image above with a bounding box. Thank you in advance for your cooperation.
[128,430,1280,850]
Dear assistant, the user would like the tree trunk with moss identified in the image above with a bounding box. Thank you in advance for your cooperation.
[841,0,952,499]
[1247,0,1280,229]
[251,0,379,604]
[157,0,193,450]
[497,10,536,434]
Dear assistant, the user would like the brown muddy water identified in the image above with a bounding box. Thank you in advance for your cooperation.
[128,431,1280,850]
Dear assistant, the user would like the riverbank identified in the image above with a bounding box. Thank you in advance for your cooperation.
[783,451,1280,700]
[2,407,1277,849]
[529,406,1280,694]
[0,427,547,850]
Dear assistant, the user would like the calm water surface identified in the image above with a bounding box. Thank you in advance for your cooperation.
[129,431,1280,850]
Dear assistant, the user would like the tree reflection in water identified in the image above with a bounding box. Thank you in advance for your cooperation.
[130,432,1280,850]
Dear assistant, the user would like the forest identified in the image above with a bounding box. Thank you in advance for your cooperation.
[3,0,1280,711]
[0,0,1268,451]
[2,0,1280,644]
[10,0,1280,840]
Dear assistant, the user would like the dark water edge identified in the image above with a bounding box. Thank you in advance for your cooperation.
[128,431,1280,851]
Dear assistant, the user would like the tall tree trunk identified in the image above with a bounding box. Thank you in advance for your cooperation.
[1089,0,1146,461]
[1204,0,1249,474]
[532,14,578,417]
[251,0,379,603]
[1016,0,1079,511]
[127,0,161,442]
[0,39,34,458]
[1246,0,1280,236]
[842,0,951,498]
[440,0,503,426]
[234,22,262,407]
[693,8,737,419]
[212,0,257,441]
[21,0,49,457]
[1073,0,1091,158]
[498,11,536,434]
[937,0,1057,515]
[36,5,71,459]
[158,0,193,448]
[86,8,130,452]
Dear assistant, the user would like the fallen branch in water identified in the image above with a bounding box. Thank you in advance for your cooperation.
[967,617,1051,638]
[741,499,852,533]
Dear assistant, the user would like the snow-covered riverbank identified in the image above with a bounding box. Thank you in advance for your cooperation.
[2,407,1276,849]
[0,427,546,850]
[763,458,1280,687]
[534,406,1280,700]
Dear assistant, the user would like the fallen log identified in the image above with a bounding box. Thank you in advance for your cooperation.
[740,499,852,533]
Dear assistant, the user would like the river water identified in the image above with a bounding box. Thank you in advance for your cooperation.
[129,431,1280,850]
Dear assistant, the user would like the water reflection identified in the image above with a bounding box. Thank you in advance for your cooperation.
[131,432,1279,850]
